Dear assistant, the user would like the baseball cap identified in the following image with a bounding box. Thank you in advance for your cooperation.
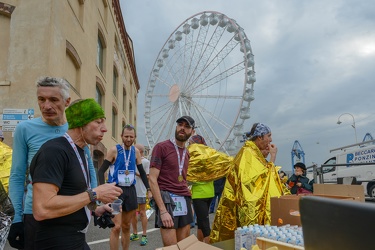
[176,116,195,128]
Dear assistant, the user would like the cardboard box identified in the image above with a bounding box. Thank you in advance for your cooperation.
[313,184,365,202]
[271,184,363,226]
[271,195,302,226]
[155,234,222,250]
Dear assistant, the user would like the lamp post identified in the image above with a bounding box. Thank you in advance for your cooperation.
[337,113,358,143]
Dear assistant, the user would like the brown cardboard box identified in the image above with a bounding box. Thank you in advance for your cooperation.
[155,234,223,250]
[271,195,301,226]
[271,184,363,226]
[313,184,365,202]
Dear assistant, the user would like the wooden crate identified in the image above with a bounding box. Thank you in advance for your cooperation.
[256,237,304,250]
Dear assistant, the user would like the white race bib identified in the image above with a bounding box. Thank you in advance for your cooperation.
[170,193,187,216]
[118,170,135,186]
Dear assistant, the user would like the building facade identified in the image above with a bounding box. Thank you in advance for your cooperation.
[0,0,139,173]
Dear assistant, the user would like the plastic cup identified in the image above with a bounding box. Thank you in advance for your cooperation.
[111,199,123,215]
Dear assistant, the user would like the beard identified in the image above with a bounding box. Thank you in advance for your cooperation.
[175,129,191,142]
[123,141,134,148]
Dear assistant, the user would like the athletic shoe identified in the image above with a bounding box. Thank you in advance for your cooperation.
[140,235,148,246]
[130,233,139,241]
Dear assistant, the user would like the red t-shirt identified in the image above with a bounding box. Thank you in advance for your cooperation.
[150,140,191,196]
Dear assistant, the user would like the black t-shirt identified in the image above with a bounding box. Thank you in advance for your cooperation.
[30,136,89,248]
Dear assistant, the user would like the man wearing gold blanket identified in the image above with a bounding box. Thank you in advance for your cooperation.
[187,123,290,243]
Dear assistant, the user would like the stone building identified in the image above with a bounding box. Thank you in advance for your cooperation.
[0,0,139,173]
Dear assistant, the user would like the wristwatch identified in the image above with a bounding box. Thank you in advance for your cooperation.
[86,189,97,202]
[86,189,98,211]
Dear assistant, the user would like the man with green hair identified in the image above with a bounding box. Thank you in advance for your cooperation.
[30,98,123,249]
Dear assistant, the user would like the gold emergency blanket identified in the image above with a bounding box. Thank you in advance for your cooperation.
[187,143,234,183]
[0,142,12,193]
[210,141,290,243]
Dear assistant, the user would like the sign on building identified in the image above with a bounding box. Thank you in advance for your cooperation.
[2,108,34,131]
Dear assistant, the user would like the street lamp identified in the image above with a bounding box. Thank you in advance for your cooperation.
[337,113,358,143]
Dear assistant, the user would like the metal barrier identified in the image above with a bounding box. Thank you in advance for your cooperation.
[306,162,375,184]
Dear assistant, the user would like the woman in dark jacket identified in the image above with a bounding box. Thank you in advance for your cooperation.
[287,162,313,194]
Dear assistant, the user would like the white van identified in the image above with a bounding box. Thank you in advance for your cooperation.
[310,141,375,197]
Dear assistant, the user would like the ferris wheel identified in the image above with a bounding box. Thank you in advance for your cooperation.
[144,11,256,155]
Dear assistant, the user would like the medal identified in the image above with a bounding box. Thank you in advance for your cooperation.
[123,144,132,175]
[170,139,187,183]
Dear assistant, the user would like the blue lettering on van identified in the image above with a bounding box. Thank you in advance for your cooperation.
[347,153,354,164]
[354,149,375,156]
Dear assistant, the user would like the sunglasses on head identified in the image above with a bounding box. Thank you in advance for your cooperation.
[123,124,134,129]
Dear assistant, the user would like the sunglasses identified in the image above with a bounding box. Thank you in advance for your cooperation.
[123,124,134,129]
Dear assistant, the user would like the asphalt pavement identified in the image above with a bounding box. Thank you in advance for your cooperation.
[87,210,168,250]
[4,199,375,249]
[4,212,215,250]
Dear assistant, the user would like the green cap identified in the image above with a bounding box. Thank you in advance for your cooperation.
[66,98,105,129]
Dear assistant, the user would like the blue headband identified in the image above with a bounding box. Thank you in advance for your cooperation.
[248,123,271,139]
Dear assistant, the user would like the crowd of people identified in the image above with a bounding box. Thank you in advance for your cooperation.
[2,76,315,249]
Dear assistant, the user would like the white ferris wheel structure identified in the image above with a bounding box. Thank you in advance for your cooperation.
[144,11,256,155]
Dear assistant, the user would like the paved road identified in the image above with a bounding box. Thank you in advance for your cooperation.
[4,212,214,250]
[5,199,374,249]
[87,212,212,250]
[87,210,177,250]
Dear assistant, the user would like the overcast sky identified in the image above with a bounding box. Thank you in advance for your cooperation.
[121,0,375,172]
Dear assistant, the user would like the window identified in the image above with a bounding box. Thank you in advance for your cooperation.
[323,157,337,173]
[97,36,104,72]
[129,102,133,124]
[112,106,118,138]
[97,27,107,74]
[95,77,105,108]
[95,85,103,106]
[113,66,118,97]
[122,120,126,134]
[129,80,133,96]
[68,0,84,26]
[93,150,104,182]
[122,88,126,112]
[0,4,14,78]
[65,40,82,92]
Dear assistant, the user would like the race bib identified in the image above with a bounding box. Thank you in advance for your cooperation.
[170,193,187,216]
[118,170,135,186]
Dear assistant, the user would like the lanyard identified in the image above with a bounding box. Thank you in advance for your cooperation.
[122,144,132,171]
[64,133,90,188]
[170,139,187,179]
[64,133,92,233]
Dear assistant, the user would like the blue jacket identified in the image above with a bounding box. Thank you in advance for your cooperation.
[287,173,313,194]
